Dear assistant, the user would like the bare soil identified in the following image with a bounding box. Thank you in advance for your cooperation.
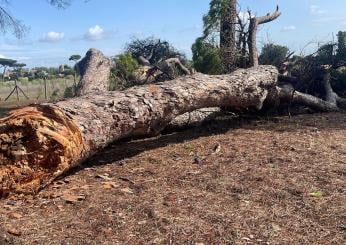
[0,113,345,244]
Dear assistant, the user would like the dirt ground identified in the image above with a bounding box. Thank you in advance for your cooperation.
[0,112,345,244]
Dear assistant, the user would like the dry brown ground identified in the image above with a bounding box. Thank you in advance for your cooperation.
[0,112,345,244]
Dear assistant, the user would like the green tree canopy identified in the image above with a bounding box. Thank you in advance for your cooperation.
[202,0,228,39]
[113,53,140,81]
[69,54,82,63]
[0,57,17,81]
[259,43,290,68]
[13,62,26,68]
[192,37,224,75]
[0,57,17,67]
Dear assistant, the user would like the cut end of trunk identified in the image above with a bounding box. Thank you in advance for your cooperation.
[0,106,83,197]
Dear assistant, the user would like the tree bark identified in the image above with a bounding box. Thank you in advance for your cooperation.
[248,7,281,67]
[0,65,278,196]
[220,0,237,72]
[76,49,198,129]
[75,48,114,96]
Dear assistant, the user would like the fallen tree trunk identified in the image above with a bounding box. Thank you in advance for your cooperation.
[165,107,222,130]
[75,48,114,96]
[76,48,215,130]
[0,65,278,196]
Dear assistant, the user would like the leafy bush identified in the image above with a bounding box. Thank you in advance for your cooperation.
[259,43,290,68]
[113,53,140,81]
[192,37,224,75]
[332,66,346,95]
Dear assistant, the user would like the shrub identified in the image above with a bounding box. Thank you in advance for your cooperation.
[192,37,224,75]
[113,53,141,82]
[259,43,290,68]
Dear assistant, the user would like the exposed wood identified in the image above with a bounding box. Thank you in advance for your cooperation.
[248,6,281,67]
[0,65,278,196]
[157,58,191,77]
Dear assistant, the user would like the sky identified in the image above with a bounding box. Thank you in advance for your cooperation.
[0,0,346,68]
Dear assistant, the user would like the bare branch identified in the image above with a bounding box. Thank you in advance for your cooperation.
[248,6,281,67]
[256,5,281,25]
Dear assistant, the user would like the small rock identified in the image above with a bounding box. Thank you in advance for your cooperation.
[96,174,113,181]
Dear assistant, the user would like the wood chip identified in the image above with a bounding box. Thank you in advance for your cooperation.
[62,193,86,204]
[95,174,113,181]
[102,181,119,189]
[121,187,134,194]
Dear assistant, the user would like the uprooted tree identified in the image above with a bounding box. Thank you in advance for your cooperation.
[0,65,272,196]
[1,2,346,197]
[1,48,346,196]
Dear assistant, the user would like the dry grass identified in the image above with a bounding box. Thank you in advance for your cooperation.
[0,113,345,244]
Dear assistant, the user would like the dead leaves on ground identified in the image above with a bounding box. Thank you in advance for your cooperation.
[62,193,86,204]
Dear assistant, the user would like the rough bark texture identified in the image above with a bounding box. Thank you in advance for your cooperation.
[75,49,196,129]
[248,7,281,67]
[75,48,114,96]
[165,108,222,130]
[0,65,278,196]
[220,0,237,72]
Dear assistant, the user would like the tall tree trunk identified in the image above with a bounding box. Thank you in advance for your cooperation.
[0,66,278,196]
[220,0,237,73]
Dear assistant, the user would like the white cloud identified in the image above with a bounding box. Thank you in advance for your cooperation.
[39,31,65,43]
[0,54,6,58]
[310,5,325,15]
[84,25,106,41]
[281,25,296,32]
[71,25,114,42]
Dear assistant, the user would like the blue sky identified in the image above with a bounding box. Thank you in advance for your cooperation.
[0,0,346,68]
